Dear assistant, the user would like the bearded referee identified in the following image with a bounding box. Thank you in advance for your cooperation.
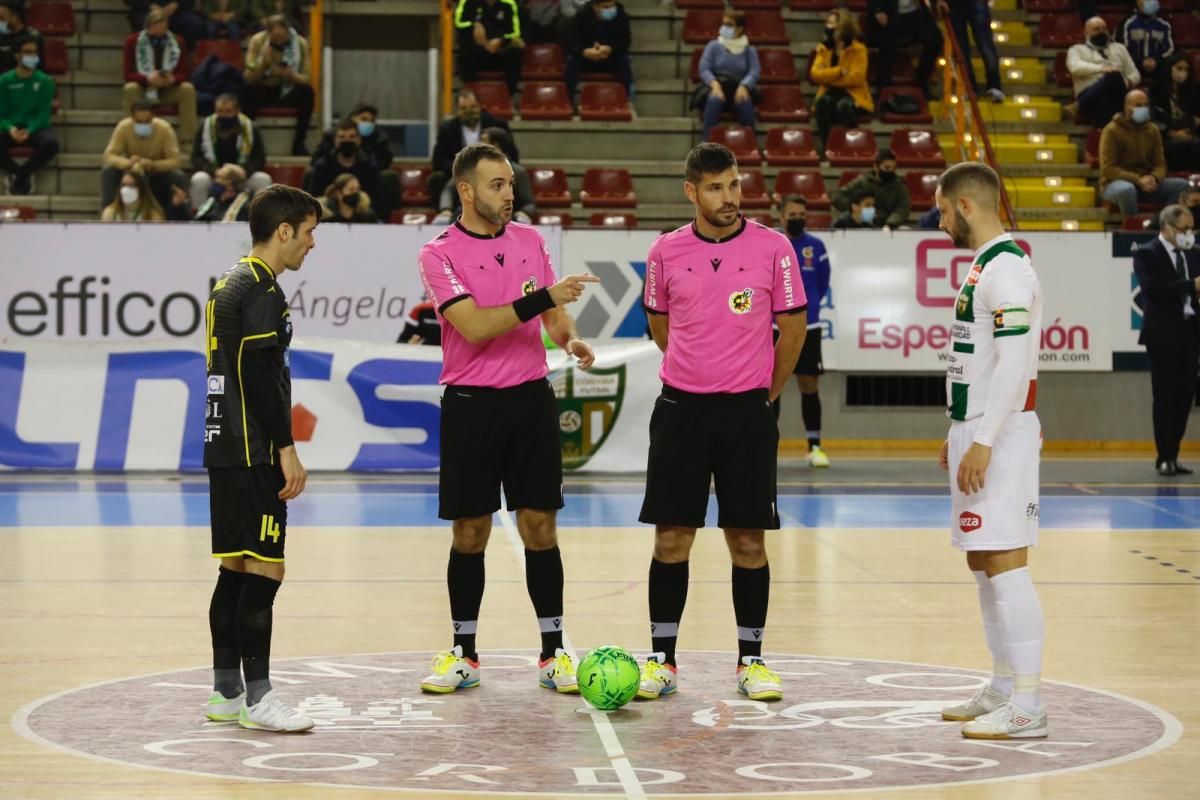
[203,184,321,733]
[636,143,808,702]
[416,142,598,695]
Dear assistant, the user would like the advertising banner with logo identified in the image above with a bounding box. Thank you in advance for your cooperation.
[0,337,662,472]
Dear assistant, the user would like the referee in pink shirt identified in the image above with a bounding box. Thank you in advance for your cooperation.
[635,143,808,703]
[414,142,598,696]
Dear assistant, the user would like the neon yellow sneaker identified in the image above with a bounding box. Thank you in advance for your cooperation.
[538,648,579,693]
[206,690,244,721]
[807,446,830,468]
[737,656,783,701]
[636,652,678,700]
[419,645,481,694]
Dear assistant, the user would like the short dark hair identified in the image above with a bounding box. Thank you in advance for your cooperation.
[336,117,359,133]
[0,1,24,21]
[937,161,1000,209]
[684,142,737,184]
[266,14,289,31]
[350,101,378,118]
[456,88,478,103]
[875,148,896,166]
[16,33,38,51]
[481,126,517,161]
[725,9,746,28]
[130,100,155,115]
[214,93,240,108]
[781,194,807,209]
[453,142,509,184]
[851,187,877,204]
[248,184,322,244]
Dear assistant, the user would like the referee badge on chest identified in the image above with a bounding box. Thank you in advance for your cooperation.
[728,287,754,314]
[522,276,538,295]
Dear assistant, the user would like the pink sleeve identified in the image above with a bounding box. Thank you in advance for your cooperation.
[643,238,667,314]
[772,242,807,314]
[417,245,470,314]
[540,232,558,289]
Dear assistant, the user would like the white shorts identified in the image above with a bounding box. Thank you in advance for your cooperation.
[949,411,1041,552]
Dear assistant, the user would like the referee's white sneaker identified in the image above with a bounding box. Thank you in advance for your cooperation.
[420,645,481,694]
[961,701,1048,739]
[737,656,784,701]
[206,690,245,721]
[636,653,678,700]
[538,648,580,693]
[238,691,314,732]
[942,684,1008,721]
[807,446,830,468]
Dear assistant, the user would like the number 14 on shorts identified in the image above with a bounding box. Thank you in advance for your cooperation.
[259,515,281,543]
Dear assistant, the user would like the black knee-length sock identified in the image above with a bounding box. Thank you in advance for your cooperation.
[447,548,485,661]
[732,563,770,663]
[525,546,565,661]
[236,572,281,705]
[648,558,689,667]
[209,566,244,697]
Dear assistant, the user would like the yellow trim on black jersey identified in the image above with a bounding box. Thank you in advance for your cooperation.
[238,332,279,466]
[211,550,286,563]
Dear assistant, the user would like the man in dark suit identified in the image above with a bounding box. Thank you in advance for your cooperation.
[428,88,514,222]
[866,0,943,97]
[1133,204,1200,476]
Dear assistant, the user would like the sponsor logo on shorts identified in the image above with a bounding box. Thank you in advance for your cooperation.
[728,288,754,315]
[207,375,225,395]
[959,511,983,532]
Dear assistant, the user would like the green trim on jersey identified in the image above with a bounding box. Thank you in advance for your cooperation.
[949,382,970,421]
[954,239,1027,323]
[952,341,975,354]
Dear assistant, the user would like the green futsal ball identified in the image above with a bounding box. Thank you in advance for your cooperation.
[578,646,640,710]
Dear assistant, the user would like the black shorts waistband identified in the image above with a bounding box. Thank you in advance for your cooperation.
[444,378,549,395]
[661,384,769,403]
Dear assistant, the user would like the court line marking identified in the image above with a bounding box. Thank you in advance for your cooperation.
[497,508,646,800]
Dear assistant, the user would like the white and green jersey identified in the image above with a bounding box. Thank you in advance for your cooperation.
[946,234,1041,443]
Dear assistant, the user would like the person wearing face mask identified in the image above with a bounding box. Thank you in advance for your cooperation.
[1132,204,1200,476]
[1149,55,1200,172]
[1119,0,1174,84]
[0,2,44,75]
[101,170,167,222]
[307,117,382,203]
[429,88,514,221]
[1100,89,1189,217]
[565,0,633,99]
[312,102,398,219]
[190,94,271,211]
[194,163,259,222]
[319,172,379,224]
[696,10,760,141]
[832,188,878,229]
[809,9,872,158]
[242,15,314,156]
[832,149,910,230]
[121,10,198,145]
[1067,17,1141,129]
[101,100,186,209]
[0,35,57,196]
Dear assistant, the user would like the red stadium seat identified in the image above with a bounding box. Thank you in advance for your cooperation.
[263,163,306,188]
[824,127,878,166]
[534,211,574,226]
[26,2,75,36]
[905,171,940,211]
[1086,128,1101,168]
[774,169,830,209]
[739,169,772,209]
[256,107,298,118]
[1169,13,1200,48]
[194,39,245,70]
[1121,214,1155,231]
[388,210,436,224]
[466,81,513,120]
[1054,51,1072,88]
[792,0,864,8]
[890,128,946,168]
[708,125,761,165]
[744,212,775,226]
[682,10,723,44]
[745,10,789,45]
[675,0,723,7]
[1038,14,1080,48]
[878,86,932,124]
[0,205,36,221]
[397,166,432,207]
[581,168,636,208]
[529,167,573,208]
[580,83,632,121]
[589,212,638,228]
[1024,0,1073,10]
[41,37,69,75]
[519,82,572,121]
[838,170,864,187]
[763,127,820,166]
[522,43,565,81]
[758,84,809,122]
[758,48,799,85]
[805,211,832,229]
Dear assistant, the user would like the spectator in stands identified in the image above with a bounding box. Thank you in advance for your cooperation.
[457,0,524,94]
[832,188,877,229]
[202,0,243,41]
[697,9,760,141]
[1151,54,1200,172]
[1120,0,1174,85]
[565,0,633,99]
[938,0,1004,103]
[101,100,187,209]
[1146,179,1200,229]
[0,35,56,195]
[436,125,535,222]
[189,93,271,210]
[810,9,871,157]
[0,2,43,75]
[320,172,380,223]
[101,170,167,221]
[428,88,512,216]
[193,162,257,221]
[1068,16,1141,129]
[123,10,198,145]
[866,0,943,98]
[309,118,381,201]
[398,295,440,344]
[832,148,910,230]
[249,0,306,32]
[313,102,397,218]
[1100,88,1190,217]
[242,14,313,156]
[125,1,205,50]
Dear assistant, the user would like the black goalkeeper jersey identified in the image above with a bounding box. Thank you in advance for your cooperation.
[203,256,293,468]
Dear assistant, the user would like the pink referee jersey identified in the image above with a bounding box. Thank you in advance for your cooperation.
[643,218,807,394]
[418,221,557,388]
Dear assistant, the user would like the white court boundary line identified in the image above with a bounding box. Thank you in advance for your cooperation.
[497,508,646,800]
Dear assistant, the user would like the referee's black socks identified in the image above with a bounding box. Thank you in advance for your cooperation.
[237,572,281,706]
[649,558,689,667]
[525,546,565,661]
[209,566,244,699]
[448,548,485,661]
[801,392,822,449]
[733,563,770,663]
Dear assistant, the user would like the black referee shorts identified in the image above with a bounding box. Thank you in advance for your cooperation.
[793,328,824,376]
[209,465,287,562]
[639,385,781,531]
[438,378,564,521]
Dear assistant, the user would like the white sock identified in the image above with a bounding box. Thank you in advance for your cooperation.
[990,566,1044,712]
[972,570,1013,695]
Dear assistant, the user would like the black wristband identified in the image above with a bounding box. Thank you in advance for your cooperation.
[513,287,555,322]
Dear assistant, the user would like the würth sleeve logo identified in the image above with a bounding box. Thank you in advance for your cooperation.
[728,288,754,314]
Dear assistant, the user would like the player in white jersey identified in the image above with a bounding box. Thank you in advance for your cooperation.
[934,162,1048,740]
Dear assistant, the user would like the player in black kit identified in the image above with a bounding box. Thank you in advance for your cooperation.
[202,184,321,732]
